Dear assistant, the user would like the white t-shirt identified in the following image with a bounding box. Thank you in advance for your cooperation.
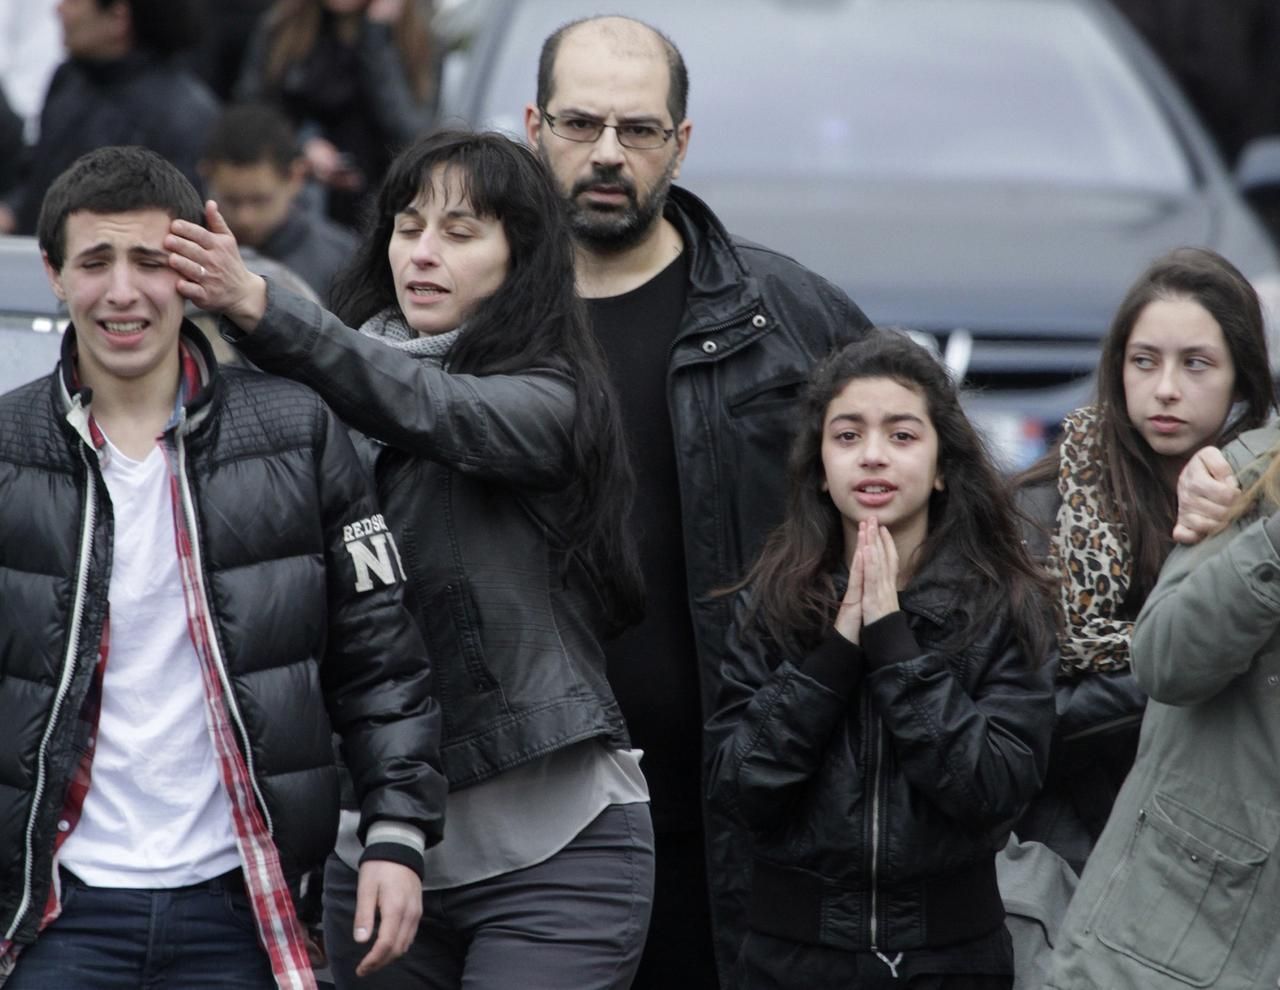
[59,440,240,887]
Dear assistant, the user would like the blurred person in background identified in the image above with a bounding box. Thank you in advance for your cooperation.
[524,15,871,987]
[0,0,62,142]
[234,0,437,228]
[0,0,219,236]
[0,85,21,194]
[192,0,271,99]
[201,103,358,303]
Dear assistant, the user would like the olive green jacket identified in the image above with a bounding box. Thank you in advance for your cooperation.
[1047,425,1280,990]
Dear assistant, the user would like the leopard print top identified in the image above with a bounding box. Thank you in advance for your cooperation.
[1048,406,1133,675]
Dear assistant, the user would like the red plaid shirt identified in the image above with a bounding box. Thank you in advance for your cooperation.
[1,343,316,989]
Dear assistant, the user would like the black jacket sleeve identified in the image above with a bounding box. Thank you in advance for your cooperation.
[706,590,866,832]
[230,283,578,491]
[312,401,447,846]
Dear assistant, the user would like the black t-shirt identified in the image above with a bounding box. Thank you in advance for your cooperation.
[588,251,702,833]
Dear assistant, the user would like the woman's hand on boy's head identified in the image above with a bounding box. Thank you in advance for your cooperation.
[835,545,864,645]
[860,519,900,625]
[1173,445,1238,545]
[166,200,268,333]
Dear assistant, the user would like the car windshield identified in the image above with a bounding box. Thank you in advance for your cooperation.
[475,0,1193,192]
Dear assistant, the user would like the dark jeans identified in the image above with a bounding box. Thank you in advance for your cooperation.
[324,802,655,990]
[7,869,275,989]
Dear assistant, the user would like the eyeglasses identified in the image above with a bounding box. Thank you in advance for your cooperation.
[541,109,675,150]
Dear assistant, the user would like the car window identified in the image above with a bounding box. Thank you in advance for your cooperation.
[472,0,1192,192]
[0,320,65,395]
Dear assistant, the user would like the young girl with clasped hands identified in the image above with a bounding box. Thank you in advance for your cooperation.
[707,331,1055,989]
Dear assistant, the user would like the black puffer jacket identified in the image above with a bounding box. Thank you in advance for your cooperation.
[0,325,446,946]
[231,287,629,790]
[707,551,1054,960]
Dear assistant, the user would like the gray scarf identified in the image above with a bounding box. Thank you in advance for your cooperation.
[357,308,462,365]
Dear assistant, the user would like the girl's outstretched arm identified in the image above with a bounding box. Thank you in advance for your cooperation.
[706,591,865,833]
[861,612,1054,831]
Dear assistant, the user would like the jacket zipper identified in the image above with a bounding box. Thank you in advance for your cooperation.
[868,697,884,950]
[868,707,906,978]
[175,421,273,834]
[6,448,98,941]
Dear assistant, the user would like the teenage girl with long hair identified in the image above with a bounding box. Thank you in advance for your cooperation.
[707,330,1055,989]
[168,129,652,990]
[1045,255,1280,989]
[1012,247,1275,874]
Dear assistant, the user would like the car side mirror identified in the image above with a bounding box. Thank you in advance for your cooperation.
[1236,135,1280,196]
[1236,136,1280,249]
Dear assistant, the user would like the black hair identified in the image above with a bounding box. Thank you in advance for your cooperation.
[202,103,300,173]
[1019,246,1274,607]
[738,329,1055,664]
[331,129,643,629]
[38,145,204,270]
[537,15,689,125]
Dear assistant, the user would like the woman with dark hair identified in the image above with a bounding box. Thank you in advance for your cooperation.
[1045,264,1280,989]
[706,329,1055,988]
[1012,246,1275,874]
[167,129,652,990]
[235,0,436,226]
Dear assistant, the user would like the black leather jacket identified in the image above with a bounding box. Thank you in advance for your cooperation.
[663,186,871,711]
[232,287,630,789]
[707,551,1054,957]
[659,186,872,972]
[0,326,446,946]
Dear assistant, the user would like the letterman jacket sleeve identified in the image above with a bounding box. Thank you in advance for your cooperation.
[861,611,1054,830]
[314,400,447,853]
[228,283,577,491]
[706,590,866,833]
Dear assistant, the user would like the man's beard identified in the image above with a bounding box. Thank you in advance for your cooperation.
[541,147,679,253]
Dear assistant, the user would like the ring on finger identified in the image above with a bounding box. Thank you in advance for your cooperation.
[198,264,207,278]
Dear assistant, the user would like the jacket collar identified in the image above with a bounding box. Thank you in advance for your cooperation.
[664,185,763,335]
[897,544,969,627]
[57,319,220,450]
